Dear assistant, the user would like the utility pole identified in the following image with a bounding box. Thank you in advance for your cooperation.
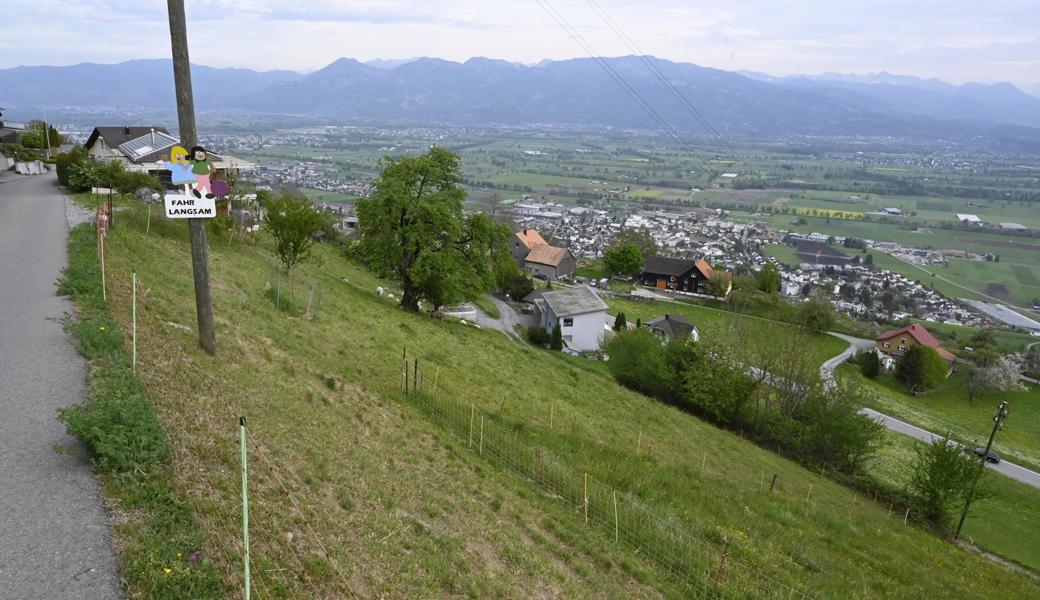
[956,400,1008,538]
[167,0,216,355]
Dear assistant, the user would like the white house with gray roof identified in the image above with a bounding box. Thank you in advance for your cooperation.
[529,286,608,351]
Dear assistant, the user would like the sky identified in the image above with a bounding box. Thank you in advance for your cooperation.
[1,0,1038,92]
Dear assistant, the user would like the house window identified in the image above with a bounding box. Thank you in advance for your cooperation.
[563,317,574,327]
[883,342,891,348]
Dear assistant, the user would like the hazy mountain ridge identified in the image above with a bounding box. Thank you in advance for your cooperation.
[2,57,1038,146]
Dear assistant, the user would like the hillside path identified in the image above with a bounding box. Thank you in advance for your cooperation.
[823,332,1040,489]
[0,173,122,598]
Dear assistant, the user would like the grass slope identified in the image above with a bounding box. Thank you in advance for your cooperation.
[91,199,1040,598]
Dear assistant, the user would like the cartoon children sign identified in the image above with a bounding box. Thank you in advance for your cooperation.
[160,145,230,199]
[159,145,195,195]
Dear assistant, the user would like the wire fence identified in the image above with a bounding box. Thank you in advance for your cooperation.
[400,356,810,599]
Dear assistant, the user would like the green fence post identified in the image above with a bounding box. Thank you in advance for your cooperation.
[240,416,251,600]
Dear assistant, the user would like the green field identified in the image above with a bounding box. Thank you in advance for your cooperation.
[839,365,1040,473]
[298,187,359,204]
[84,197,1040,597]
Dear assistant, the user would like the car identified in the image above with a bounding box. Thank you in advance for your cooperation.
[973,448,1001,464]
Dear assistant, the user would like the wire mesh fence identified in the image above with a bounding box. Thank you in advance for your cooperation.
[402,360,810,599]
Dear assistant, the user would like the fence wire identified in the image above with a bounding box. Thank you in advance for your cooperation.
[403,375,811,599]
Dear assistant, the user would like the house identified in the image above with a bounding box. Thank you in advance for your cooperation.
[510,228,576,280]
[956,213,981,224]
[84,126,255,180]
[645,314,699,342]
[524,244,576,280]
[510,228,548,263]
[640,255,719,295]
[526,286,608,351]
[875,323,956,368]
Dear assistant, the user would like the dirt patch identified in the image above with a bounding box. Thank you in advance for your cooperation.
[794,240,854,265]
[983,283,1013,303]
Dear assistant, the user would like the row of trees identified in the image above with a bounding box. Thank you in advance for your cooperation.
[55,146,161,195]
[604,323,884,475]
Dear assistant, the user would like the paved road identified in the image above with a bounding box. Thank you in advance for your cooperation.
[861,408,1040,488]
[822,332,1040,490]
[0,173,122,598]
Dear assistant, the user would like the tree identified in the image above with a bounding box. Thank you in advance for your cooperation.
[603,328,673,399]
[613,311,627,331]
[864,253,875,267]
[355,147,509,312]
[602,243,643,278]
[756,263,781,293]
[909,435,989,535]
[263,192,329,303]
[502,275,534,302]
[966,354,1026,404]
[797,293,835,333]
[28,119,64,148]
[896,345,948,393]
[550,322,563,351]
[704,271,731,298]
[683,351,755,424]
[612,227,658,259]
[857,350,881,378]
[115,171,162,195]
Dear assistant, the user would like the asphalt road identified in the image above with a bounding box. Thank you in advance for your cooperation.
[823,332,1040,490]
[472,294,534,341]
[0,173,122,598]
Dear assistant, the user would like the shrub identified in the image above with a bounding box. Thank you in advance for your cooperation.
[503,274,535,301]
[896,345,948,393]
[683,351,755,424]
[603,328,673,400]
[908,435,988,535]
[613,311,627,331]
[857,350,881,379]
[550,322,563,351]
[526,325,552,346]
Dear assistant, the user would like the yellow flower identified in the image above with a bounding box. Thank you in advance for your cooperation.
[163,568,172,575]
[176,553,182,558]
[99,326,106,331]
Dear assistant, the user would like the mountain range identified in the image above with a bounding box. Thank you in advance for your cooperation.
[2,57,1039,147]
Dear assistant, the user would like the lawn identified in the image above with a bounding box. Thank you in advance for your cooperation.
[87,198,1040,598]
[870,430,1040,572]
[839,364,1040,473]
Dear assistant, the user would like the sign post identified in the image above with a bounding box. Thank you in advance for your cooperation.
[167,0,217,355]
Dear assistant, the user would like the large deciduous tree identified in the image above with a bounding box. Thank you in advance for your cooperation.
[966,354,1026,404]
[602,243,643,278]
[355,147,509,312]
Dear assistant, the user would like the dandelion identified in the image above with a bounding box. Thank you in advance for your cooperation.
[99,326,106,331]
[176,552,182,558]
[163,567,172,575]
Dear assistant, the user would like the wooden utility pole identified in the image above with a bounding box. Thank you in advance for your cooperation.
[167,0,216,355]
[956,401,1009,538]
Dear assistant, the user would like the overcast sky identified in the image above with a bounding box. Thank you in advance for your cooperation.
[2,0,1037,91]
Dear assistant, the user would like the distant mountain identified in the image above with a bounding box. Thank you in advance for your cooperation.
[745,71,1040,129]
[0,59,301,109]
[2,56,1038,148]
[364,58,421,70]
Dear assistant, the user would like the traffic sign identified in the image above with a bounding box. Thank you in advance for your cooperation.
[165,192,216,219]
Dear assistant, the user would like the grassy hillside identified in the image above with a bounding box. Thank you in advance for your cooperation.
[87,198,1039,598]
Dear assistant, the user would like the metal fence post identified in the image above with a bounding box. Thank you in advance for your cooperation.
[239,416,251,599]
[131,271,137,372]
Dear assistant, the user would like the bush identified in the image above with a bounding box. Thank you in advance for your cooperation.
[789,386,885,474]
[503,274,534,301]
[526,325,552,346]
[896,345,948,393]
[797,294,836,333]
[683,351,755,424]
[613,311,627,331]
[550,322,563,351]
[603,328,674,400]
[857,350,881,379]
[908,435,988,535]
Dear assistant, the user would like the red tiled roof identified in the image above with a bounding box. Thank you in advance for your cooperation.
[694,259,714,280]
[525,244,570,267]
[876,323,941,348]
[514,229,547,250]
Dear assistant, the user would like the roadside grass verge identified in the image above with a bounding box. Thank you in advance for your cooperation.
[472,294,500,319]
[870,429,1040,572]
[90,198,1040,598]
[840,364,1040,472]
[57,224,225,598]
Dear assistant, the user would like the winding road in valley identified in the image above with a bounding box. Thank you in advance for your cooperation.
[823,332,1040,489]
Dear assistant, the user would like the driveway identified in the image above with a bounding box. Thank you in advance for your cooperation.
[0,173,122,598]
[472,294,535,341]
[822,332,1040,490]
